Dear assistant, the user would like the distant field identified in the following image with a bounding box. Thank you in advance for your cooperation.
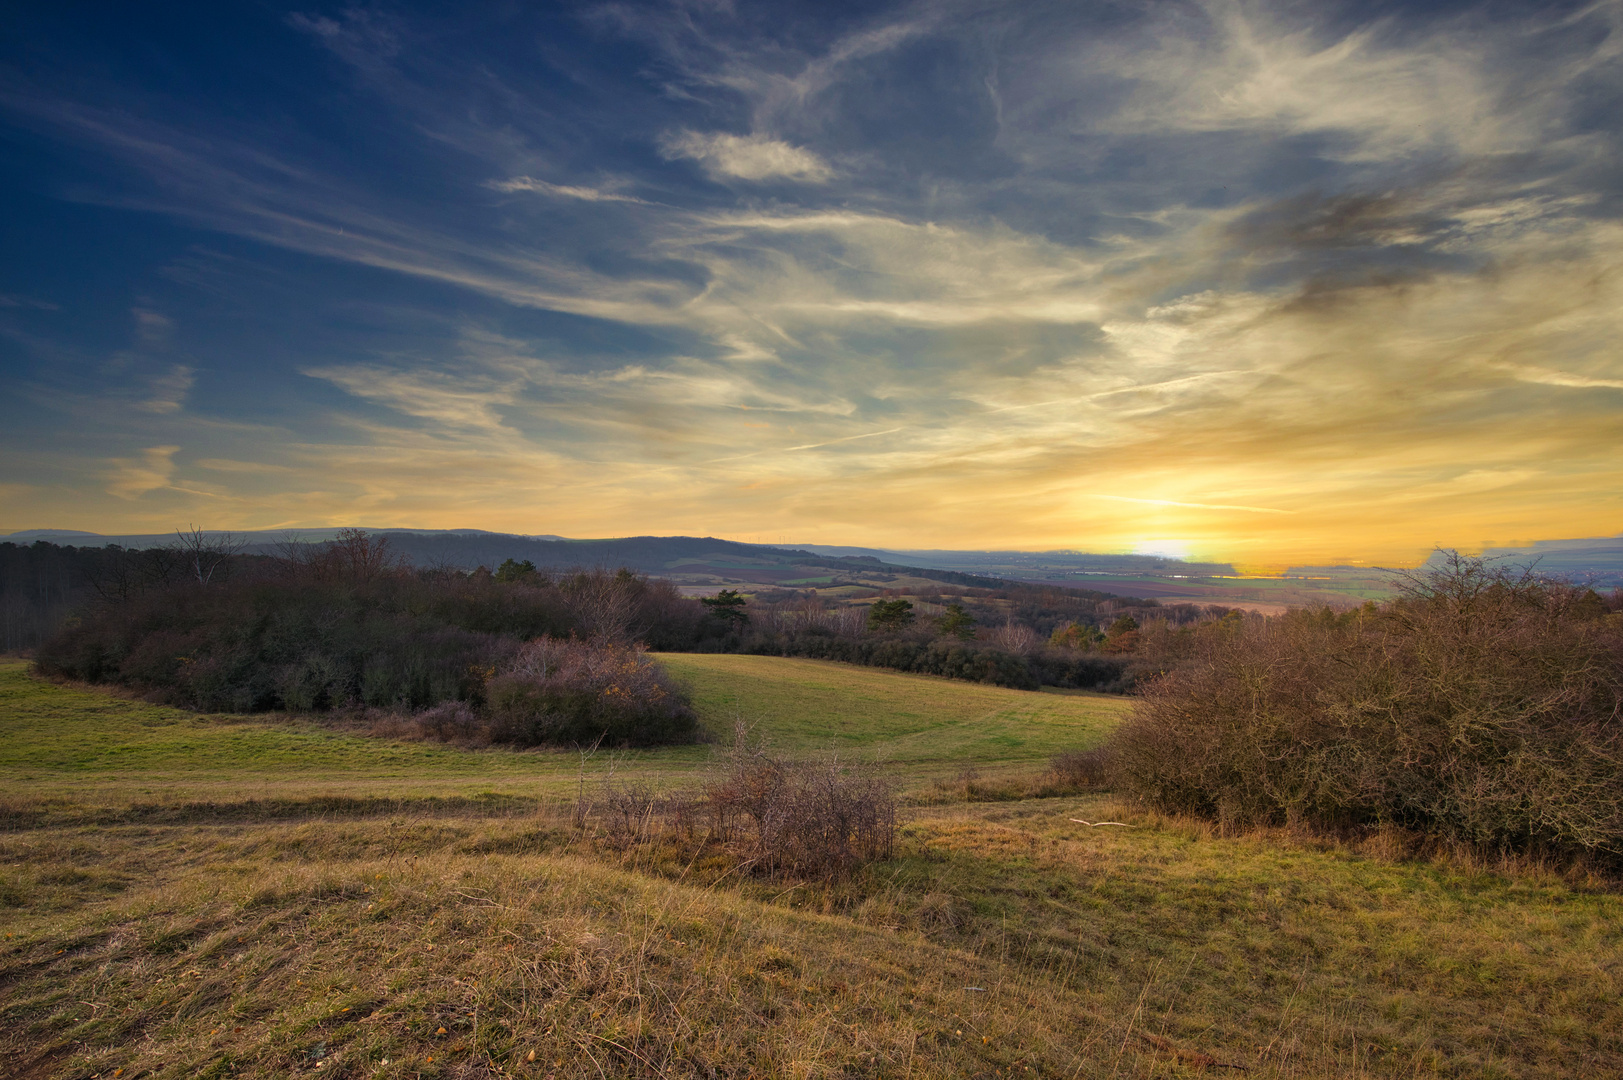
[4,657,1621,1079]
[0,655,1121,807]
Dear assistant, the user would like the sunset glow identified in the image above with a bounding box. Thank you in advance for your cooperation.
[3,2,1621,563]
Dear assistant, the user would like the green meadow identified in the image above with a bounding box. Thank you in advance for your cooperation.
[2,657,1620,1079]
[0,656,1125,808]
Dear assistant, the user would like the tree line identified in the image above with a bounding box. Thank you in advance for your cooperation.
[16,532,1243,739]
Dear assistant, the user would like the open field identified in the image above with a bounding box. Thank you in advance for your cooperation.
[3,658,1622,1078]
[656,654,1124,772]
[0,656,1124,810]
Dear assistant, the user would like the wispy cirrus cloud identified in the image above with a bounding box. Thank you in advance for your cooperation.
[659,130,833,182]
[2,0,1621,559]
[139,365,194,414]
[105,445,180,499]
[487,176,650,203]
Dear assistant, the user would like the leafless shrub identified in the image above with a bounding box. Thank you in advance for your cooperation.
[703,739,896,880]
[485,637,697,746]
[558,567,640,641]
[591,726,897,882]
[601,781,662,848]
[993,619,1040,654]
[399,701,488,745]
[1049,747,1115,790]
[1112,553,1623,863]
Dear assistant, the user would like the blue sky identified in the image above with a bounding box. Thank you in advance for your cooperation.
[2,0,1621,563]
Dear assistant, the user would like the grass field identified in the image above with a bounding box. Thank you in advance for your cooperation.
[656,653,1124,768]
[3,657,1621,1078]
[0,655,1124,809]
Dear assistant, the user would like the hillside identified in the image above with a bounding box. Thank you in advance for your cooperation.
[2,530,1025,592]
[3,658,1621,1079]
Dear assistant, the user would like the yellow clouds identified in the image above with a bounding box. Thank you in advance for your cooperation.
[97,196,1616,563]
[105,445,180,500]
[11,0,1622,563]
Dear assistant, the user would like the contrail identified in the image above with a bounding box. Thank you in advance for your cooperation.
[1092,494,1292,515]
[705,427,905,464]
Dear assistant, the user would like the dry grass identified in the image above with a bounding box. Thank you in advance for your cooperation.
[5,802,1621,1078]
[4,659,1622,1078]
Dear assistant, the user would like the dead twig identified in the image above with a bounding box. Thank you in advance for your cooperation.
[1069,819,1138,827]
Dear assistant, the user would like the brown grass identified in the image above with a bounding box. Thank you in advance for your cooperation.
[6,659,1623,1078]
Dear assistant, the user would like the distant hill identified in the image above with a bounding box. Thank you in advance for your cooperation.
[1477,537,1623,586]
[0,529,1031,593]
[791,544,1239,579]
[11,526,1616,598]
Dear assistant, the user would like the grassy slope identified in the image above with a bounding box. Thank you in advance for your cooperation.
[2,659,1621,1079]
[0,656,1125,807]
[655,653,1124,768]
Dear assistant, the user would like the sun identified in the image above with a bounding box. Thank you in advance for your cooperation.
[1132,538,1194,561]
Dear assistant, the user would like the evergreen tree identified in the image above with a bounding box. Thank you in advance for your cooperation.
[701,588,750,627]
[867,598,915,632]
[934,601,976,640]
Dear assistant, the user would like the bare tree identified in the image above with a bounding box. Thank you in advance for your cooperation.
[328,528,400,582]
[561,566,641,641]
[271,531,317,579]
[172,527,244,586]
[993,619,1040,653]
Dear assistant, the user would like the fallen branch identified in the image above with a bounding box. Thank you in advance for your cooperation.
[1068,819,1137,827]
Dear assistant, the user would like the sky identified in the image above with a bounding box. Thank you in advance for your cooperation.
[1,0,1621,566]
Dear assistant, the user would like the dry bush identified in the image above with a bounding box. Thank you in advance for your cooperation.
[484,637,697,746]
[1112,554,1623,862]
[702,740,896,880]
[593,732,897,882]
[1049,747,1115,790]
[383,700,488,744]
[600,780,662,847]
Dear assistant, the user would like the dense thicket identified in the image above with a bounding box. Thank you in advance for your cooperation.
[711,585,1218,690]
[1110,555,1623,863]
[35,534,712,744]
[389,637,698,747]
[23,535,1215,702]
[1,542,92,653]
[0,541,200,651]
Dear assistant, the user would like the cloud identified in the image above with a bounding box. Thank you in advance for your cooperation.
[105,445,180,499]
[132,306,173,346]
[488,177,649,203]
[139,365,195,413]
[660,131,833,182]
[1094,0,1556,161]
[7,1,1623,560]
[1499,364,1623,391]
[301,361,523,432]
[1092,494,1291,515]
[0,294,60,310]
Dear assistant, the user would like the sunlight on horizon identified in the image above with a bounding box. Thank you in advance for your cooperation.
[1,3,1619,563]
